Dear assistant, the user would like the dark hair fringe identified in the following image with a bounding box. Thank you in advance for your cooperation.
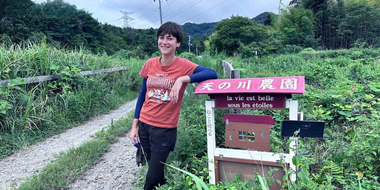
[157,21,183,43]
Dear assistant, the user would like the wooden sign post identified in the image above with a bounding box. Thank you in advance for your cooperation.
[195,76,305,186]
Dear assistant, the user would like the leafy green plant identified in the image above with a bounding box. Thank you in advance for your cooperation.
[179,52,196,60]
[163,49,380,189]
[0,41,143,158]
[164,163,210,190]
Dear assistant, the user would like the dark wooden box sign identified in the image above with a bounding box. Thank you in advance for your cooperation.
[223,114,275,151]
[281,120,325,137]
[215,157,286,190]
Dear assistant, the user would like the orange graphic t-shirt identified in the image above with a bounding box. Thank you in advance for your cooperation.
[139,57,197,128]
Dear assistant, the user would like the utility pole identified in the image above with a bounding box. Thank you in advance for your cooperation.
[158,0,163,25]
[188,35,192,53]
[278,0,282,21]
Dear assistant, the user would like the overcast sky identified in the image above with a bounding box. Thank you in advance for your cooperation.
[32,0,291,29]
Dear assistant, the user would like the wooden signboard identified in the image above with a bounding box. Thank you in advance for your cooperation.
[196,76,306,185]
[223,114,275,151]
[215,94,286,109]
[215,157,287,190]
[281,120,325,137]
[194,76,305,95]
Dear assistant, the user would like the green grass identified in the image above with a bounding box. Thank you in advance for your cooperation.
[17,113,134,190]
[5,46,380,189]
[0,41,144,159]
[148,49,380,189]
[0,41,128,80]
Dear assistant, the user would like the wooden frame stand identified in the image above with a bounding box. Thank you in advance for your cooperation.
[206,99,299,185]
[195,76,306,186]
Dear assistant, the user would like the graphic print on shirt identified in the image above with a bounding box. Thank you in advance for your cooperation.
[146,73,174,104]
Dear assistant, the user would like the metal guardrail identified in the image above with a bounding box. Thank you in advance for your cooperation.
[221,60,240,79]
[221,60,241,113]
[0,66,129,87]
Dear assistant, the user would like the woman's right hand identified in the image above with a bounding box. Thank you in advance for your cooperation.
[129,119,139,143]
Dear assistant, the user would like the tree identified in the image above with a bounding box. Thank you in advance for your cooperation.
[278,7,318,48]
[210,16,270,56]
[263,12,277,27]
[338,0,380,48]
[0,0,36,42]
[288,0,334,47]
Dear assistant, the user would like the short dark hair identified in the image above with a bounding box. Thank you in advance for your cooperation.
[157,21,183,43]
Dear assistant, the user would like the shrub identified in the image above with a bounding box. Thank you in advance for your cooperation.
[178,52,196,60]
[0,41,144,158]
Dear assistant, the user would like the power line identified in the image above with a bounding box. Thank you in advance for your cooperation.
[161,0,178,10]
[130,0,175,23]
[180,0,231,24]
[134,1,156,14]
[129,0,229,27]
[163,0,204,22]
[133,7,160,21]
[142,0,177,20]
[148,0,158,6]
[156,0,179,24]
[165,0,203,19]
[131,0,198,25]
[165,0,177,20]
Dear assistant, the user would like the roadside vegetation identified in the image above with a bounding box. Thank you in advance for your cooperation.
[147,48,380,189]
[12,48,379,189]
[0,41,144,158]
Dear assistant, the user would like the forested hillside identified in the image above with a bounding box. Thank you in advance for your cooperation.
[253,11,275,24]
[182,22,217,37]
[0,0,158,56]
[207,0,380,57]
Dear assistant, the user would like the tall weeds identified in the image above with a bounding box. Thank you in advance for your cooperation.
[0,41,144,158]
[151,50,380,189]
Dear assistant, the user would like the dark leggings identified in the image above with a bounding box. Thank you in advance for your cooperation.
[144,151,170,189]
[138,121,177,190]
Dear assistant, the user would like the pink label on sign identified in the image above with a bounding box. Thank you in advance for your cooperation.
[215,94,286,110]
[194,76,305,94]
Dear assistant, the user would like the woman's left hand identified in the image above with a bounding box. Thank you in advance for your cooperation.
[169,76,190,104]
[169,78,184,104]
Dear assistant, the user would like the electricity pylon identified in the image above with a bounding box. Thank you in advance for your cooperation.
[119,11,134,28]
[278,0,286,21]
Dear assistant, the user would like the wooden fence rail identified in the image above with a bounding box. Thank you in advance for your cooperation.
[0,66,129,87]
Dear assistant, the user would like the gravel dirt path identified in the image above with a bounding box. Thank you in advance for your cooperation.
[0,99,138,190]
[69,132,140,190]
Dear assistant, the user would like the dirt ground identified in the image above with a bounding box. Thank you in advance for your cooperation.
[69,131,141,190]
[0,99,139,190]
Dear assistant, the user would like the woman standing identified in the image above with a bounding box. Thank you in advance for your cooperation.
[129,21,217,190]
